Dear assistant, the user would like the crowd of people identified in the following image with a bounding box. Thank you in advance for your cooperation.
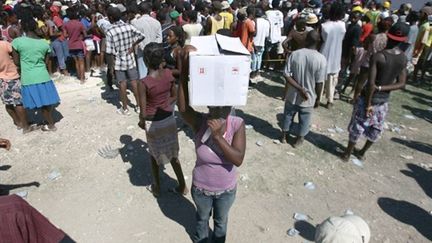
[1,0,432,242]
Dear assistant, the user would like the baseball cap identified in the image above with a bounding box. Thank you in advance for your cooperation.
[169,10,180,19]
[352,6,364,14]
[387,21,409,42]
[315,215,371,243]
[221,1,230,10]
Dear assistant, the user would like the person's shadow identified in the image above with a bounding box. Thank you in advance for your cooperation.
[119,135,152,187]
[156,172,196,240]
[118,135,196,239]
[294,221,316,241]
[0,165,40,195]
[378,197,432,240]
[391,137,432,156]
[400,163,432,199]
[305,131,345,157]
[235,109,281,140]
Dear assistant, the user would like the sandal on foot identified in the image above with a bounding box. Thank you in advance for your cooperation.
[146,184,160,198]
[23,124,40,134]
[41,125,57,132]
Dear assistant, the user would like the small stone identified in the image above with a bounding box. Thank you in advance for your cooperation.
[369,189,376,194]
[287,193,293,197]
[240,174,249,181]
[286,152,295,156]
[318,170,324,176]
[256,141,264,147]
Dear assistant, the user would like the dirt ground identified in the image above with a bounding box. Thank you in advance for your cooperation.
[1,71,431,243]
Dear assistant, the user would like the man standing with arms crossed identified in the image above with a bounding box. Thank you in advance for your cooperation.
[280,30,327,147]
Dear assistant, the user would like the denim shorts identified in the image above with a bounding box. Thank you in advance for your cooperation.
[115,68,139,83]
[69,49,85,59]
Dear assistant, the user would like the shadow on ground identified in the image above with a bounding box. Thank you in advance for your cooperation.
[235,109,280,140]
[400,163,432,199]
[305,131,345,157]
[0,165,40,195]
[378,197,432,241]
[401,105,432,123]
[294,221,316,241]
[391,137,432,156]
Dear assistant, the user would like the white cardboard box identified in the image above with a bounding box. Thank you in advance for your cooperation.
[189,34,251,106]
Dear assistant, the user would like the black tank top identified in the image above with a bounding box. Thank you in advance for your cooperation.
[369,51,407,105]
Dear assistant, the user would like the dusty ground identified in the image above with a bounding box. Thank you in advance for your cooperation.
[0,71,431,243]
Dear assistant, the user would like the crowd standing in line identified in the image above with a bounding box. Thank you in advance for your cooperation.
[1,0,432,242]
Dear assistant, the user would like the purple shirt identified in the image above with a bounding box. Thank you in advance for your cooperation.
[193,115,243,192]
[64,19,85,50]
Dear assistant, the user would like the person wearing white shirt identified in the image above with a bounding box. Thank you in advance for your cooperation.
[252,8,270,78]
[265,0,284,70]
[319,2,346,108]
[131,2,163,79]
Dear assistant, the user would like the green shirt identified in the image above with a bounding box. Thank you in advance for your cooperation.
[12,37,51,86]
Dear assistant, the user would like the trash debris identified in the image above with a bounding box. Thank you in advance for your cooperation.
[408,127,418,131]
[287,228,300,236]
[126,125,135,130]
[344,209,354,215]
[245,124,254,129]
[351,158,364,167]
[273,139,281,145]
[369,189,376,194]
[318,170,324,176]
[240,174,249,181]
[335,147,344,153]
[88,96,97,102]
[98,145,120,159]
[403,115,416,120]
[304,182,316,190]
[428,108,432,112]
[391,127,401,134]
[400,136,407,140]
[399,154,413,160]
[335,126,344,133]
[286,152,296,156]
[293,212,311,221]
[256,141,264,147]
[327,128,336,133]
[15,191,28,198]
[419,163,432,170]
[48,170,61,181]
[287,193,293,197]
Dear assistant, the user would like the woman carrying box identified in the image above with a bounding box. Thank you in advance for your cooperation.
[178,44,246,243]
[137,42,187,197]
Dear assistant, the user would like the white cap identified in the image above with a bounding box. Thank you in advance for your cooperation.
[315,215,371,243]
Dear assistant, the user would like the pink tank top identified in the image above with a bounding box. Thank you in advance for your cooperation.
[1,26,12,42]
[193,115,243,192]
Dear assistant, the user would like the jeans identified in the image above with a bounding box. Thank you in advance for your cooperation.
[282,103,313,137]
[136,48,148,79]
[191,186,237,243]
[51,39,69,70]
[251,46,264,72]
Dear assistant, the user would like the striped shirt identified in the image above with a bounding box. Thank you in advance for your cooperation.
[105,21,145,71]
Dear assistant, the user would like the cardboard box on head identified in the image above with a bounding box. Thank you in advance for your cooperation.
[189,34,251,106]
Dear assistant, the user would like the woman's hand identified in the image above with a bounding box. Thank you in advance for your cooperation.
[207,119,224,139]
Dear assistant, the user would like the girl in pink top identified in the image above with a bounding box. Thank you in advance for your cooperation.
[178,45,246,243]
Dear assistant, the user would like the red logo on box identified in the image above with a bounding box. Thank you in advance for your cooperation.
[232,67,239,75]
[199,68,205,74]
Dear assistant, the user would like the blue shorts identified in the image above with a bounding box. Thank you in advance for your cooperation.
[69,49,85,59]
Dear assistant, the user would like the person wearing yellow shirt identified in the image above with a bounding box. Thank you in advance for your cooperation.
[413,7,432,83]
[220,1,233,30]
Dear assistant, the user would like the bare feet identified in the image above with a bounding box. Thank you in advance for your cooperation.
[325,102,334,109]
[23,124,41,134]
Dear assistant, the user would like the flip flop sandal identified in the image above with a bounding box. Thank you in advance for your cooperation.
[146,184,160,198]
[41,125,57,132]
[22,124,41,134]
